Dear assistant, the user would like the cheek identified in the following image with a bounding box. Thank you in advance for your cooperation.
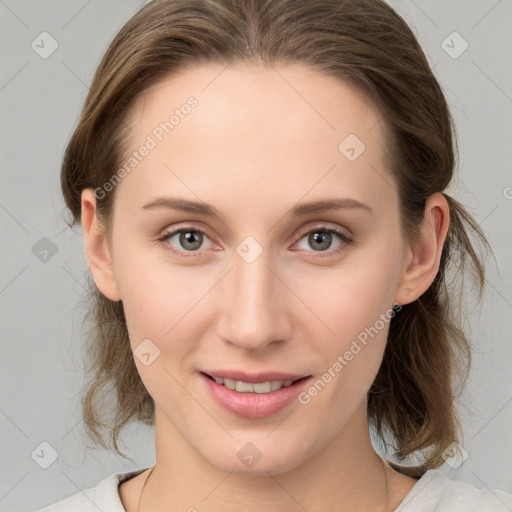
[111,240,179,342]
[113,252,198,395]
[295,236,402,386]
[113,242,220,363]
[297,277,396,417]
[299,248,401,342]
[114,218,403,347]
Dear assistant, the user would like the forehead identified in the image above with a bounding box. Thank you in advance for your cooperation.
[118,62,396,219]
[129,62,383,141]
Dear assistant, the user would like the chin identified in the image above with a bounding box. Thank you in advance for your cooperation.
[202,439,308,476]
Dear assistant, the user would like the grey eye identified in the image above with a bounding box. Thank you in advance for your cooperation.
[297,230,343,252]
[163,229,213,252]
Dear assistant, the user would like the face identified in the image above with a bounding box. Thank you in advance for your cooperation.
[89,62,414,475]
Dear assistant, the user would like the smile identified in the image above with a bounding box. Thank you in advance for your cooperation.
[200,371,313,419]
[203,374,303,393]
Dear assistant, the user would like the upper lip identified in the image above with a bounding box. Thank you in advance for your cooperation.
[201,370,311,383]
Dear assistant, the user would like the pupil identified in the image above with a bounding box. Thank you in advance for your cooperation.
[181,231,202,250]
[310,232,331,251]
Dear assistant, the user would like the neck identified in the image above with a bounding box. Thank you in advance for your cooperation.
[138,402,405,512]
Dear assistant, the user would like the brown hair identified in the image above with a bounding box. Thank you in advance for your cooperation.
[61,0,491,475]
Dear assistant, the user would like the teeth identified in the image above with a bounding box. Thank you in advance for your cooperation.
[224,378,236,390]
[211,376,296,393]
[271,381,282,391]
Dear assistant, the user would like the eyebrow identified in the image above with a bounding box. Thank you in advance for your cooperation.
[141,197,372,217]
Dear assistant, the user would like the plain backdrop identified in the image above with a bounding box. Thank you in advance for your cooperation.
[0,1,511,510]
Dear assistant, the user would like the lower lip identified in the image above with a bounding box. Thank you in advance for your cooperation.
[201,373,312,419]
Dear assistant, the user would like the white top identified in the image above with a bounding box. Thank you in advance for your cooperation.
[38,467,512,511]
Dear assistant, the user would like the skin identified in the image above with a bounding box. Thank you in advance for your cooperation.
[81,62,450,511]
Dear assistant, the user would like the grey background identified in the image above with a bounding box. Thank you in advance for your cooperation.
[0,0,511,510]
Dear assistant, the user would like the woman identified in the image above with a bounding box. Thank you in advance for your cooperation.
[40,0,512,510]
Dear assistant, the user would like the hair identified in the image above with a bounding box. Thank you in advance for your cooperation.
[61,0,491,477]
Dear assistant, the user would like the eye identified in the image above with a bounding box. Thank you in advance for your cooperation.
[157,227,213,256]
[295,225,353,255]
[157,224,353,257]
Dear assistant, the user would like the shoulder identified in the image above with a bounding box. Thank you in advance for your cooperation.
[396,469,512,511]
[37,468,148,512]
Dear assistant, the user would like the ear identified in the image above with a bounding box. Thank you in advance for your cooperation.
[394,192,450,306]
[81,188,121,302]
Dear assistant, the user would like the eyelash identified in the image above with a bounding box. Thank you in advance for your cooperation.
[157,224,353,258]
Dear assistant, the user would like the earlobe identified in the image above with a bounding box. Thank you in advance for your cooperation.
[394,192,450,306]
[81,188,121,302]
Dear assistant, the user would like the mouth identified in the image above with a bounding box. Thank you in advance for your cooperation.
[201,372,311,394]
[200,370,313,419]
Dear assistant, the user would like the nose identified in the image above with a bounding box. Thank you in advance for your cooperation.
[217,245,291,352]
